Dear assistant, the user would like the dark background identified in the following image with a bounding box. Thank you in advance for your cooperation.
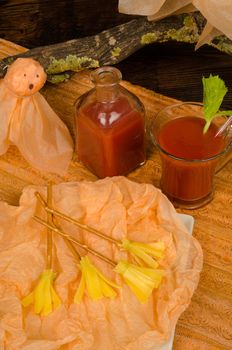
[1,0,232,107]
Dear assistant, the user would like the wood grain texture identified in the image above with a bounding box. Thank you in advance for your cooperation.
[1,0,232,107]
[0,39,232,350]
[0,0,134,47]
[116,42,232,109]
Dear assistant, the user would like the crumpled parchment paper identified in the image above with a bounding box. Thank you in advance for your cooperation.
[0,177,203,350]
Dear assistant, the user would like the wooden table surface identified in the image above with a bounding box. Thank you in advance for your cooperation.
[0,39,232,350]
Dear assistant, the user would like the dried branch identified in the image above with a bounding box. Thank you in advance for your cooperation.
[0,12,231,82]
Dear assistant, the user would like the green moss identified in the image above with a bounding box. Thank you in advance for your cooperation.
[183,15,196,28]
[166,15,199,43]
[210,37,232,55]
[47,73,70,84]
[111,47,121,57]
[46,55,99,74]
[141,32,161,45]
[7,57,15,64]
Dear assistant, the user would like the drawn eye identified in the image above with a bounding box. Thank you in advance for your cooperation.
[36,74,39,78]
[24,73,27,77]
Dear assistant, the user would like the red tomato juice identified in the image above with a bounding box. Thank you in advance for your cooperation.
[157,116,224,202]
[76,97,145,178]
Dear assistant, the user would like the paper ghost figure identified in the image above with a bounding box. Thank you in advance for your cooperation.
[0,58,73,175]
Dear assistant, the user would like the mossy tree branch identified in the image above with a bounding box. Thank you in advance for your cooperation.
[0,12,231,83]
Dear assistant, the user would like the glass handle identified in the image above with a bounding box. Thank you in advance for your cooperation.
[216,145,232,173]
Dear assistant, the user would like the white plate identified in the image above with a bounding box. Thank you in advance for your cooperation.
[177,213,194,235]
[157,213,194,350]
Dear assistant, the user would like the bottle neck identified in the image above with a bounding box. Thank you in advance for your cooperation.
[95,84,119,102]
[91,66,122,103]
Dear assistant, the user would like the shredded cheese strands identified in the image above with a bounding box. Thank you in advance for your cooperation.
[74,256,120,304]
[21,269,61,316]
[114,260,164,303]
[120,239,165,268]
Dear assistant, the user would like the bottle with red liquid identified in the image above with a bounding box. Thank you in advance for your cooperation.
[75,66,145,178]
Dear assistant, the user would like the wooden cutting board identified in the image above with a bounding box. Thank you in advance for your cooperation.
[0,38,232,350]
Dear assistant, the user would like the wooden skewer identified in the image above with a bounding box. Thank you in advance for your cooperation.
[38,186,81,263]
[33,215,116,267]
[46,183,53,269]
[35,191,120,246]
[52,216,81,262]
[36,187,81,263]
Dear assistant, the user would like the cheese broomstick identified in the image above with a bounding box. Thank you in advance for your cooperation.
[53,220,120,304]
[22,183,61,316]
[35,192,165,269]
[33,191,165,304]
[36,185,120,304]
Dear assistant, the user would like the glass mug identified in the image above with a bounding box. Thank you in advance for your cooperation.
[150,102,232,209]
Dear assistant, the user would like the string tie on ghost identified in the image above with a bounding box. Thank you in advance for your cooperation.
[0,58,73,174]
[33,189,165,304]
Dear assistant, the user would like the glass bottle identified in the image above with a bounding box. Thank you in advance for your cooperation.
[75,66,146,178]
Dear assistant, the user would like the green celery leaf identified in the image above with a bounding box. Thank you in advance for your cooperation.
[202,75,228,133]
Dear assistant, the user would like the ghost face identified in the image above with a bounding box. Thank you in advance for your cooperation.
[4,58,47,97]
